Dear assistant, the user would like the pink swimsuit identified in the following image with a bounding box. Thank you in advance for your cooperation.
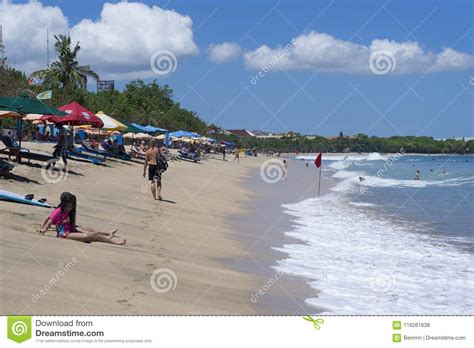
[49,208,73,238]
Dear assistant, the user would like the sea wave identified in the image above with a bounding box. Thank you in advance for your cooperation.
[330,170,474,192]
[275,194,474,314]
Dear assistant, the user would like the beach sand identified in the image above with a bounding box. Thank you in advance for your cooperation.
[0,144,330,315]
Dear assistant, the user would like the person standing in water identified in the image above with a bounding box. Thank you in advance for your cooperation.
[415,170,420,180]
[283,159,288,181]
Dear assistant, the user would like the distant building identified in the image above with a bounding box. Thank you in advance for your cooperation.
[226,129,255,137]
[97,80,115,92]
[256,134,283,139]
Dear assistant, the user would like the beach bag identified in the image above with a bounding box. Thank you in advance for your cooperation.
[156,153,168,172]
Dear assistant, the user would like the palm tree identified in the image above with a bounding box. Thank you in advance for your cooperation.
[32,34,99,90]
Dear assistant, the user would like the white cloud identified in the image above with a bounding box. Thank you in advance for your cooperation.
[0,1,198,79]
[71,2,198,78]
[243,31,474,74]
[207,42,241,63]
[0,0,69,72]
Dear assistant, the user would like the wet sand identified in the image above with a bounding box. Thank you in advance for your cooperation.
[231,156,335,314]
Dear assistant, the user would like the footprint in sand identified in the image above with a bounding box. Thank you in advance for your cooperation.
[117,299,131,306]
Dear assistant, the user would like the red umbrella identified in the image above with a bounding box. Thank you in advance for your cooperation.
[41,101,104,128]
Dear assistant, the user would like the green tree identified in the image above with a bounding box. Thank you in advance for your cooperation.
[0,66,28,97]
[31,35,99,91]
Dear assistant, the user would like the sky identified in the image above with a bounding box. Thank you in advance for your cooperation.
[1,0,473,137]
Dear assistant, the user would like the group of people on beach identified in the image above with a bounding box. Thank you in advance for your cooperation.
[39,138,170,246]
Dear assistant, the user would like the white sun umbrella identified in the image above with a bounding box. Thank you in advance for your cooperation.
[95,111,128,131]
[135,132,150,139]
[23,113,44,121]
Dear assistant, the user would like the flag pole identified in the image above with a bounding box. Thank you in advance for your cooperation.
[314,152,323,197]
[318,165,322,197]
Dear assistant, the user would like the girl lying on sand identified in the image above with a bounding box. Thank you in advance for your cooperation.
[39,192,126,245]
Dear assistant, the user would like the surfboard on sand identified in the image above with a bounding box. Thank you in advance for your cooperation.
[0,190,51,208]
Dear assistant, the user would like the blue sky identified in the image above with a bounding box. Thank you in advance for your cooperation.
[3,0,474,137]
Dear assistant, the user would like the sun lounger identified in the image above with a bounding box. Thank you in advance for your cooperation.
[100,142,131,160]
[78,141,111,157]
[1,136,58,163]
[129,145,146,159]
[67,149,106,165]
[178,150,201,163]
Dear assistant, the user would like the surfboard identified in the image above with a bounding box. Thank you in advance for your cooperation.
[0,190,51,208]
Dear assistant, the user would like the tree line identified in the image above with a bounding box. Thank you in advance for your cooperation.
[239,134,473,154]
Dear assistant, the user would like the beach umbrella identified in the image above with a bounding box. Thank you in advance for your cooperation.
[42,101,104,128]
[121,121,143,134]
[96,111,128,131]
[123,132,136,139]
[23,113,44,121]
[0,95,67,116]
[135,132,150,139]
[0,110,21,118]
[0,95,66,157]
[169,130,201,138]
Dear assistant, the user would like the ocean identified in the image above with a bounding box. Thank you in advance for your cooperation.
[273,153,474,315]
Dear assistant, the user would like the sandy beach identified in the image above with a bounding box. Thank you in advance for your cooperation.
[0,143,329,315]
[0,142,257,314]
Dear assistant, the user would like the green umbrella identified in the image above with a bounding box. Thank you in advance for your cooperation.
[0,95,67,115]
[120,121,143,133]
[0,95,66,160]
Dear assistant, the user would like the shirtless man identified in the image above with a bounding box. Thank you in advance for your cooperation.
[143,139,162,200]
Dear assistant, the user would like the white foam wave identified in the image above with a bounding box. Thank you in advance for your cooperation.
[349,202,376,207]
[328,161,351,170]
[366,152,388,161]
[275,195,474,314]
[295,152,388,162]
[330,170,474,193]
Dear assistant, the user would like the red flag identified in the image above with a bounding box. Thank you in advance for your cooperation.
[314,152,322,168]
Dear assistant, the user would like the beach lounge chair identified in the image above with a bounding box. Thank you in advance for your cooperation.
[67,148,106,165]
[178,150,201,163]
[0,136,58,164]
[129,144,146,159]
[77,140,111,157]
[0,159,14,174]
[100,142,132,160]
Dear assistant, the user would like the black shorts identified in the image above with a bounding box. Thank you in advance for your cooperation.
[148,165,161,181]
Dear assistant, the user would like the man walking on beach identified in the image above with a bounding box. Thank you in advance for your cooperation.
[143,139,166,200]
[52,123,68,168]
